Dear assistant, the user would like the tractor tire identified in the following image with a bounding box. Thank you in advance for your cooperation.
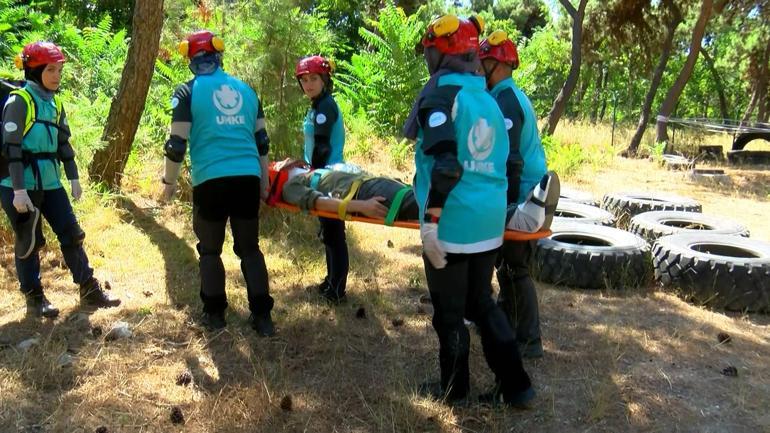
[630,211,749,243]
[653,233,770,312]
[553,201,615,226]
[601,192,702,228]
[560,187,597,206]
[533,223,650,290]
[727,150,770,165]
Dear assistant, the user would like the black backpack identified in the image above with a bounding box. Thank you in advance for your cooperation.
[0,79,25,179]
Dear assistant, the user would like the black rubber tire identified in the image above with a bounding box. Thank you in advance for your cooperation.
[533,223,651,289]
[601,192,702,228]
[630,211,749,243]
[653,233,770,312]
[727,150,770,165]
[560,187,597,206]
[731,132,770,151]
[553,201,615,226]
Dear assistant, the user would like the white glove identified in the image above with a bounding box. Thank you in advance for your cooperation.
[70,179,82,201]
[420,222,447,269]
[12,189,34,213]
[507,174,553,232]
[161,180,176,202]
[506,201,543,233]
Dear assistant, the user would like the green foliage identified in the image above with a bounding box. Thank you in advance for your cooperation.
[336,4,427,137]
[542,134,590,177]
[57,16,129,101]
[515,25,571,116]
[0,0,52,58]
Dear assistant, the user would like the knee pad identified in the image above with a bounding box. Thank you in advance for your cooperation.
[59,223,85,247]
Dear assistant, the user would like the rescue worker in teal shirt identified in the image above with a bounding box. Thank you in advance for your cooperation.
[160,30,274,336]
[0,42,120,318]
[403,15,534,408]
[480,31,559,360]
[295,55,349,303]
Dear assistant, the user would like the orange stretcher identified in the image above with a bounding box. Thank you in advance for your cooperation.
[272,201,551,241]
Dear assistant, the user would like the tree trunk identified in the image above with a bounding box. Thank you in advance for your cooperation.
[761,88,770,123]
[655,0,714,151]
[542,0,588,136]
[699,46,729,119]
[624,2,682,157]
[741,85,758,124]
[756,54,769,122]
[89,0,164,189]
[589,62,604,122]
[574,67,592,118]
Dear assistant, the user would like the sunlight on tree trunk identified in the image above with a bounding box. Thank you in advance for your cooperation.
[624,1,682,157]
[542,0,588,137]
[655,0,726,151]
[89,0,164,189]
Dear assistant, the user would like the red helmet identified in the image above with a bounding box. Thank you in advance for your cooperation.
[479,30,519,69]
[295,55,334,78]
[266,159,309,206]
[15,42,66,69]
[178,30,225,59]
[421,15,484,55]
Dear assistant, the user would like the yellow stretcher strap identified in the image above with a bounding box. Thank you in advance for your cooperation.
[338,179,362,220]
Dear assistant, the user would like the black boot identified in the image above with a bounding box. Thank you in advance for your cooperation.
[79,278,121,309]
[249,311,275,337]
[25,291,59,318]
[200,310,226,331]
[478,385,536,409]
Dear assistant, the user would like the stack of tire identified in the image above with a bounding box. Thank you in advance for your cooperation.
[535,188,770,314]
[534,189,649,290]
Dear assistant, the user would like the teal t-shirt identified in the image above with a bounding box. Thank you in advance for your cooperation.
[490,77,547,204]
[303,92,345,168]
[1,84,63,190]
[413,73,509,254]
[188,68,261,186]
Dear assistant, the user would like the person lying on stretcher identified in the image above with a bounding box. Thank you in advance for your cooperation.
[267,158,560,232]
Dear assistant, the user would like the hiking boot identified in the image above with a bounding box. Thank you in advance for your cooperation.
[249,312,275,337]
[321,290,347,305]
[25,292,59,318]
[478,386,536,409]
[79,278,121,309]
[15,207,40,259]
[417,381,468,406]
[200,310,226,331]
[314,279,347,304]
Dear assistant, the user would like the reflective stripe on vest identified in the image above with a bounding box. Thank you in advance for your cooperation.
[10,88,63,136]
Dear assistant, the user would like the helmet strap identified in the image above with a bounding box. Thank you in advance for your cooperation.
[482,60,499,85]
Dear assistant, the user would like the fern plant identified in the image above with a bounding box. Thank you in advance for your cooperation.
[335,4,428,137]
[0,0,52,59]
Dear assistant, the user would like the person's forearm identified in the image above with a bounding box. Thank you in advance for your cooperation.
[314,197,342,213]
[260,155,269,181]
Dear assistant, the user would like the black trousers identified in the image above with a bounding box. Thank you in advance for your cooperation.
[318,217,348,298]
[192,176,273,315]
[495,240,541,348]
[356,178,418,220]
[424,249,532,400]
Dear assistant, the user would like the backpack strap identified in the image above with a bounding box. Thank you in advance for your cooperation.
[10,88,64,136]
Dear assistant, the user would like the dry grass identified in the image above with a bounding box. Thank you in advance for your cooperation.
[1,122,770,433]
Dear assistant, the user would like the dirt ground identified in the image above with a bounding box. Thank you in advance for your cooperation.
[1,151,769,433]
